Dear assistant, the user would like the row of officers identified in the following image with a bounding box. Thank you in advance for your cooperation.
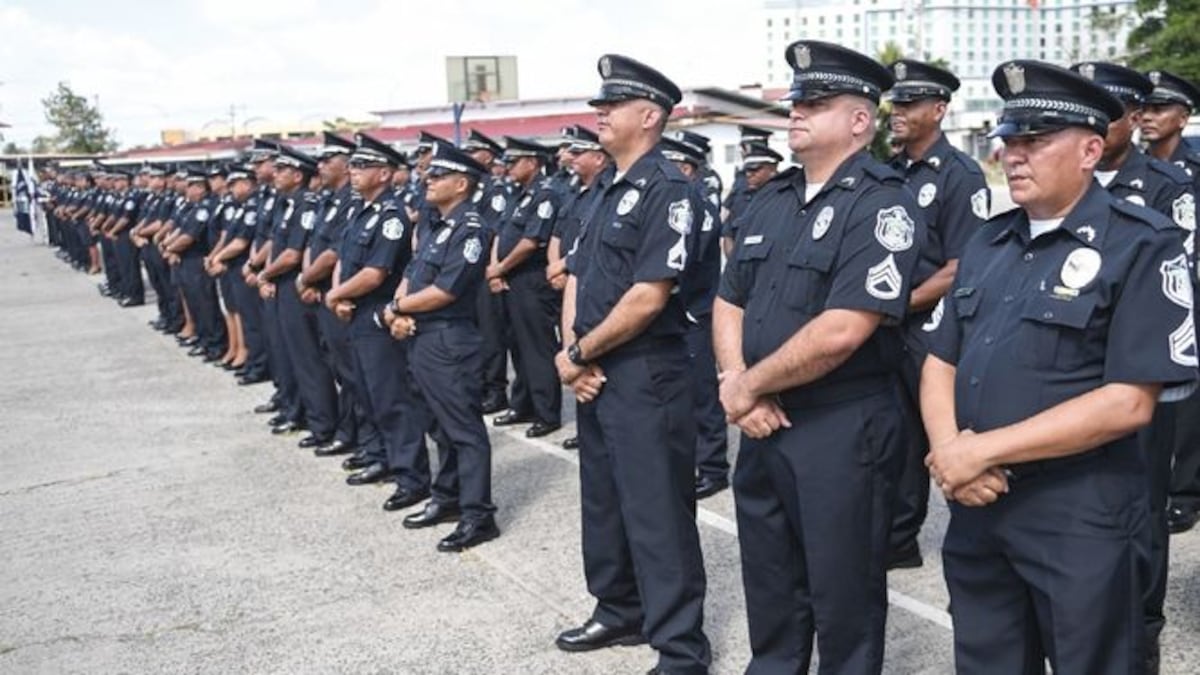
[37,41,1200,675]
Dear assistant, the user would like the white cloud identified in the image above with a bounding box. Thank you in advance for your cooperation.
[0,0,760,148]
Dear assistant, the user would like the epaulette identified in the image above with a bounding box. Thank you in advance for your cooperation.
[862,161,903,183]
[1148,157,1192,186]
[1112,197,1175,232]
[948,149,985,175]
[303,191,321,204]
[464,210,484,227]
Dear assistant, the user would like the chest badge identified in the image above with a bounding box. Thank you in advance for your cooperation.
[364,213,379,230]
[1125,194,1146,207]
[812,206,834,240]
[617,189,640,216]
[917,182,937,208]
[1060,247,1102,290]
[436,228,452,244]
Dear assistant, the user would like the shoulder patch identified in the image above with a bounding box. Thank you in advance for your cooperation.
[1173,193,1196,232]
[381,217,405,241]
[195,208,210,223]
[463,237,483,263]
[301,210,315,230]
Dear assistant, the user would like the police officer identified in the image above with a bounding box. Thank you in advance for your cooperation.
[721,124,774,228]
[1140,70,1200,536]
[719,142,781,257]
[203,164,244,369]
[1071,60,1198,673]
[548,125,609,451]
[164,168,227,360]
[461,129,516,414]
[207,162,259,372]
[923,60,1198,674]
[714,41,920,673]
[884,58,992,569]
[554,54,710,675]
[298,132,363,458]
[489,136,563,437]
[132,165,185,334]
[326,132,430,494]
[258,145,340,446]
[383,143,499,551]
[107,169,147,308]
[672,130,722,207]
[660,135,729,499]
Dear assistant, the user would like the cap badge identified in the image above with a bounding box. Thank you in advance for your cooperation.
[600,56,613,78]
[793,44,811,70]
[1003,63,1026,95]
[1079,63,1096,81]
[894,62,907,81]
[1150,71,1161,86]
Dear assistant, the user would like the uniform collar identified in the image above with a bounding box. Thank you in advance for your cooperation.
[892,133,952,173]
[784,149,873,201]
[610,142,670,191]
[435,199,472,229]
[992,182,1112,247]
[1168,141,1200,167]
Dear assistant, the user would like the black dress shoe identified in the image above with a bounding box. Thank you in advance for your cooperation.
[480,394,509,415]
[238,373,270,386]
[695,475,729,500]
[118,297,145,307]
[187,346,207,357]
[555,619,646,652]
[886,541,924,570]
[297,435,331,449]
[148,318,165,329]
[271,421,303,435]
[561,436,580,450]
[346,462,391,486]
[314,440,354,457]
[177,336,199,347]
[402,501,462,528]
[383,486,432,512]
[202,351,224,363]
[253,400,280,414]
[493,411,533,427]
[437,518,500,552]
[341,454,372,472]
[266,413,287,426]
[1168,504,1199,534]
[221,362,240,372]
[164,324,184,335]
[526,420,562,438]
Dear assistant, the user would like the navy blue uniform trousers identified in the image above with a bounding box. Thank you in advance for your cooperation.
[943,448,1149,674]
[577,341,710,675]
[684,318,728,481]
[277,277,338,439]
[409,321,495,522]
[734,387,901,674]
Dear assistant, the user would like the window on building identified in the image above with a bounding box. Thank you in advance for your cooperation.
[784,18,790,26]
[766,19,772,27]
[819,16,825,25]
[725,144,737,164]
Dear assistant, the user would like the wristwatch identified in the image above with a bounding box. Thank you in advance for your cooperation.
[567,341,587,366]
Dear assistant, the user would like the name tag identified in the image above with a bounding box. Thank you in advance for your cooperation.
[743,234,764,245]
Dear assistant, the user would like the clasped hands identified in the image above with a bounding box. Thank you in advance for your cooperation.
[925,429,1008,507]
[717,369,791,440]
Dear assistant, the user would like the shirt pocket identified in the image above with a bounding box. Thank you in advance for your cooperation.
[783,244,836,311]
[1016,294,1098,371]
[598,221,640,278]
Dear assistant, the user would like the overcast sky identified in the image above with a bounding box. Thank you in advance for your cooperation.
[0,0,761,148]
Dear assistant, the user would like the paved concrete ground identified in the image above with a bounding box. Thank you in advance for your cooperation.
[0,215,1197,674]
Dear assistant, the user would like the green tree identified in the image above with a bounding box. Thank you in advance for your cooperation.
[871,42,904,161]
[1127,0,1200,81]
[41,81,118,153]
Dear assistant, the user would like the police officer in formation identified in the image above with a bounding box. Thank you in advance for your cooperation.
[716,41,923,672]
[923,59,1197,674]
[719,142,782,257]
[489,136,563,438]
[33,42,1200,675]
[884,58,992,570]
[553,53,710,675]
[1140,72,1200,541]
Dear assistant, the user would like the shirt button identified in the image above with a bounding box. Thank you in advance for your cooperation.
[969,376,980,387]
[984,336,994,345]
[1003,295,1014,303]
[1023,252,1034,262]
[1042,311,1053,320]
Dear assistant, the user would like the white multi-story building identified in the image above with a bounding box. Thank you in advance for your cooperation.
[762,0,1139,155]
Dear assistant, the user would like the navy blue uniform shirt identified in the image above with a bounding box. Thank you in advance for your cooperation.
[926,183,1198,435]
[496,177,560,268]
[404,200,491,323]
[569,143,698,342]
[337,191,414,309]
[718,151,925,385]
